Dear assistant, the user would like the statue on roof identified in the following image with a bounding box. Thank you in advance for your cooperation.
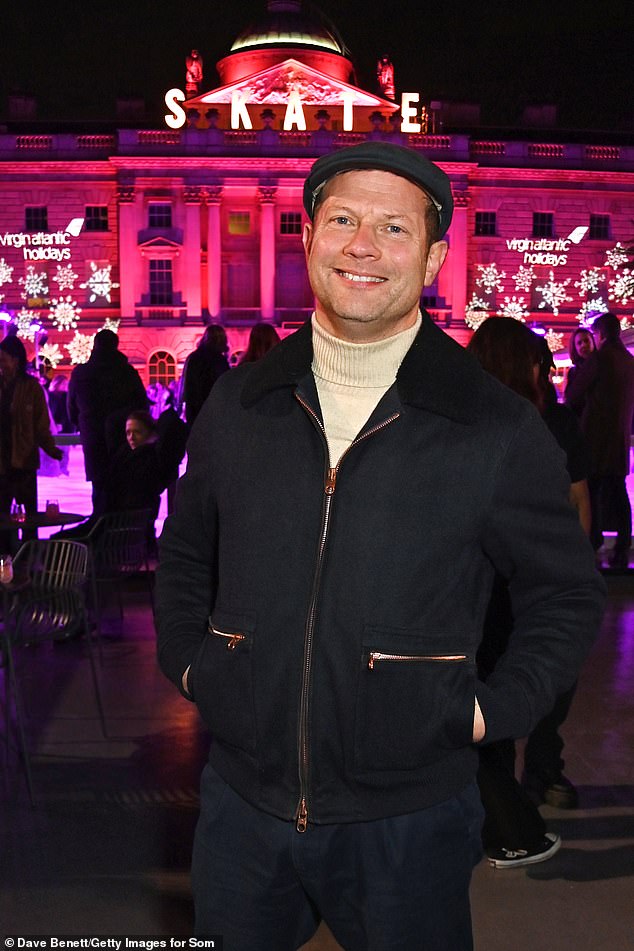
[377,55,395,100]
[186,50,203,97]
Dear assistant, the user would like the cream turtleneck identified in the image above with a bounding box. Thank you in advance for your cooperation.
[311,314,421,466]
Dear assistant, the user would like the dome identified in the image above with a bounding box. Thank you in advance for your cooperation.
[230,1,346,56]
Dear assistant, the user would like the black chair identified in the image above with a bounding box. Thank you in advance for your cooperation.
[82,509,154,643]
[1,539,106,804]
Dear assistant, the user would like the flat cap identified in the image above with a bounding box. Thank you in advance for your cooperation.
[303,141,454,236]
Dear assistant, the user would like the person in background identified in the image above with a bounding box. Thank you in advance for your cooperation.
[468,317,592,868]
[156,142,605,950]
[238,322,281,364]
[566,311,634,569]
[0,335,63,551]
[181,325,229,428]
[565,326,595,398]
[67,329,147,517]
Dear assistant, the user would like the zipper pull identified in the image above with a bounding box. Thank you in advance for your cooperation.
[226,635,243,650]
[368,653,375,671]
[296,798,308,833]
[325,468,337,495]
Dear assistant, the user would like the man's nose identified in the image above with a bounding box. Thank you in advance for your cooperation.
[343,222,380,257]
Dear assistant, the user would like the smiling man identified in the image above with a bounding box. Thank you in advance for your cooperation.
[156,142,605,950]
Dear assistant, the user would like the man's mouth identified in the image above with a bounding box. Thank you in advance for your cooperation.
[336,270,385,284]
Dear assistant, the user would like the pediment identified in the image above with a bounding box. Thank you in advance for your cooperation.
[186,58,397,110]
[138,234,182,251]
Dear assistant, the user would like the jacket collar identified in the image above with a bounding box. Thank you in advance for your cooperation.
[240,311,483,424]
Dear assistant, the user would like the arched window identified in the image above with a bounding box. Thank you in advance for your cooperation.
[148,350,177,386]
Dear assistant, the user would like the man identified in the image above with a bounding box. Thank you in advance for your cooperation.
[156,142,605,950]
[0,334,63,550]
[67,329,147,515]
[566,311,634,569]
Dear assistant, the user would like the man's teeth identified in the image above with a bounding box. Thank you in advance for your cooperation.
[339,271,384,283]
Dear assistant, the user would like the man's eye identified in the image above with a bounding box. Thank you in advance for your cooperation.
[386,224,405,234]
[332,216,351,225]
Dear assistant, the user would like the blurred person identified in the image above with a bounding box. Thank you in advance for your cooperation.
[181,324,229,427]
[238,322,281,364]
[566,311,634,569]
[0,335,63,551]
[565,326,595,397]
[67,329,147,517]
[468,317,592,866]
[156,143,605,949]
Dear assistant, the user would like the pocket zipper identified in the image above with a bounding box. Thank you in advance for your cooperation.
[368,652,467,670]
[210,625,246,651]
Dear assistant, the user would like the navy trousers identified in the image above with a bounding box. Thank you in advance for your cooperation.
[192,764,483,951]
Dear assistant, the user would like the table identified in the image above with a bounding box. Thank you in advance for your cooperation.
[0,511,86,541]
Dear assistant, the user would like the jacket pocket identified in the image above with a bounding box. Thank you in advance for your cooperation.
[191,608,257,755]
[354,628,475,772]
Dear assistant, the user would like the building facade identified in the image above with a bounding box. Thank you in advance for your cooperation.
[1,0,633,384]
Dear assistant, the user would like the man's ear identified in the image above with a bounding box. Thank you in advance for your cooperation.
[424,240,448,288]
[302,221,313,261]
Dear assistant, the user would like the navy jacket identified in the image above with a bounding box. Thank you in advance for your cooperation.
[156,314,605,827]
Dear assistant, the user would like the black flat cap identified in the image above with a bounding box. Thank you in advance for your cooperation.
[303,141,454,237]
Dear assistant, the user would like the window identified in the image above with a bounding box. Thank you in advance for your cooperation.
[228,212,251,235]
[280,212,302,235]
[589,214,611,240]
[148,350,177,386]
[474,212,497,237]
[149,260,173,305]
[25,206,48,231]
[148,203,172,229]
[532,212,554,238]
[85,205,109,232]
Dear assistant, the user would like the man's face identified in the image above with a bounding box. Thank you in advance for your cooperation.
[302,169,448,342]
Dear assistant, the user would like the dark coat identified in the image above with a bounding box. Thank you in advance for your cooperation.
[566,339,634,476]
[67,348,147,480]
[182,347,229,427]
[156,315,605,826]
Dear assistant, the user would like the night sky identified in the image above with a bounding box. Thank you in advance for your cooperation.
[2,0,632,131]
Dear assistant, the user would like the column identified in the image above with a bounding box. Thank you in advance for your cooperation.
[447,191,469,325]
[183,186,202,320]
[258,185,277,323]
[116,185,137,319]
[206,186,223,322]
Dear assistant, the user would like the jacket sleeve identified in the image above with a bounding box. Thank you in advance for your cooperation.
[565,351,597,413]
[155,396,218,698]
[476,404,606,744]
[32,382,60,459]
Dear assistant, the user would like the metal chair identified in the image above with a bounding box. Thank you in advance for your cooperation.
[83,509,154,642]
[1,539,106,804]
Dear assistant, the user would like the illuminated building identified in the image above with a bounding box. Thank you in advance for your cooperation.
[0,0,632,384]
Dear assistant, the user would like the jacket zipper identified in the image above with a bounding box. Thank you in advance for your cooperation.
[368,652,467,670]
[294,393,400,832]
[209,625,246,651]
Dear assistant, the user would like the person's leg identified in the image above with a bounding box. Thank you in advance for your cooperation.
[608,474,632,558]
[192,764,318,950]
[523,684,579,808]
[478,741,547,853]
[587,475,605,552]
[307,784,483,951]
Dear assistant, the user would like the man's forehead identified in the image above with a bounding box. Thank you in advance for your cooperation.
[315,168,433,211]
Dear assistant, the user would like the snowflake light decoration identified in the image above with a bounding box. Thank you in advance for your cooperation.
[574,268,605,298]
[465,294,490,330]
[604,243,629,271]
[620,316,633,331]
[535,271,573,316]
[576,298,608,324]
[101,317,121,333]
[512,266,536,293]
[66,331,95,365]
[497,296,528,321]
[80,262,120,303]
[475,263,506,294]
[19,266,48,300]
[15,308,40,341]
[49,296,81,331]
[544,329,564,353]
[0,258,14,287]
[38,342,63,368]
[52,263,79,291]
[608,269,634,305]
